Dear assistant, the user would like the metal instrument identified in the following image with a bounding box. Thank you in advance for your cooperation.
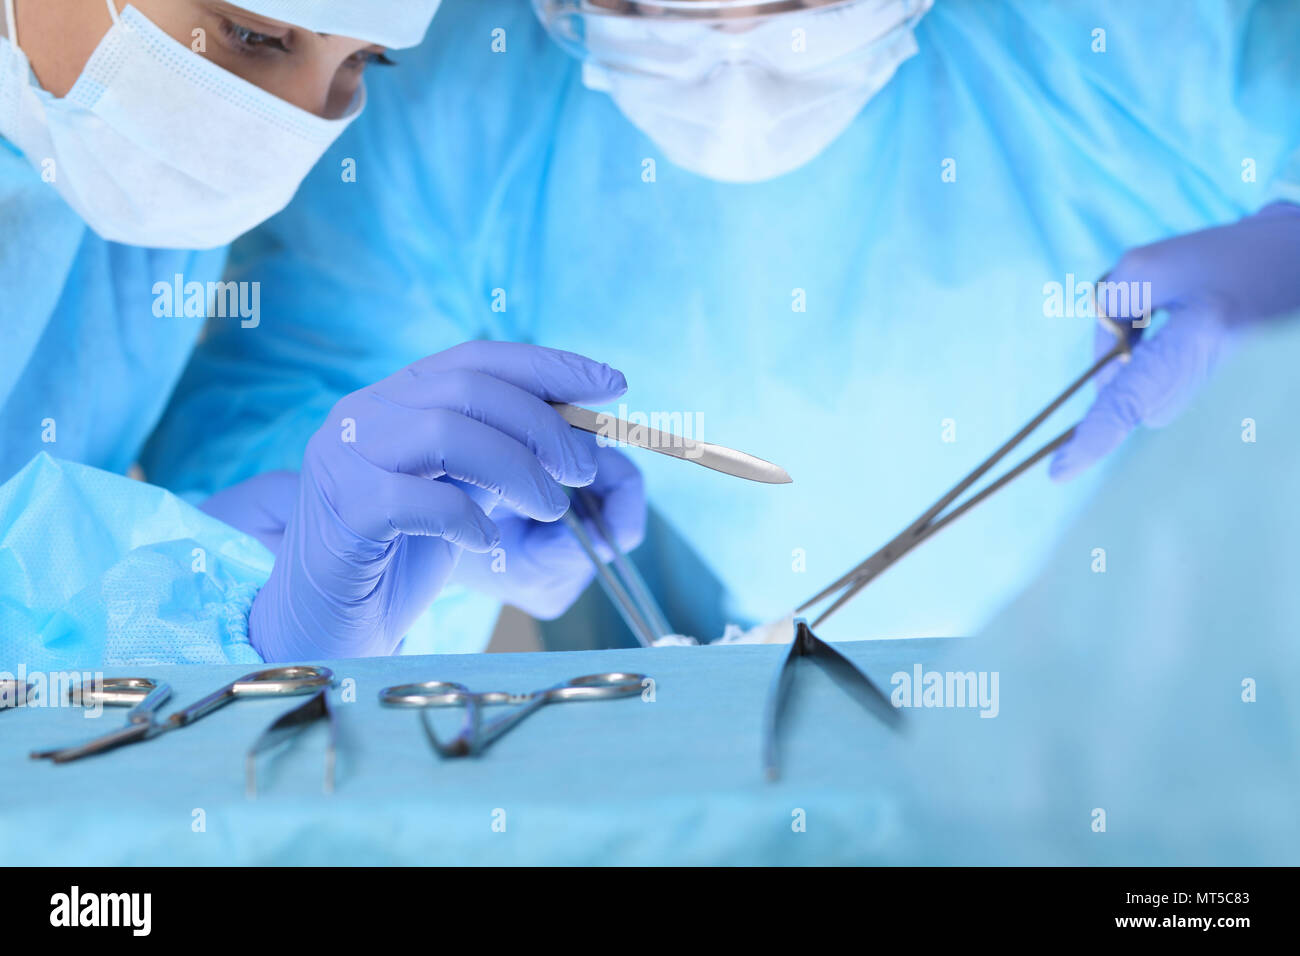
[380,672,648,758]
[562,486,672,647]
[798,315,1133,627]
[762,618,900,781]
[30,666,333,764]
[30,677,172,763]
[163,665,334,730]
[550,402,792,484]
[245,688,337,799]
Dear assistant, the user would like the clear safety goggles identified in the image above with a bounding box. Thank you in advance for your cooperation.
[532,0,933,81]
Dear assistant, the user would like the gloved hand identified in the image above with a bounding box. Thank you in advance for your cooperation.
[1051,201,1300,481]
[248,342,628,661]
[199,470,298,555]
[449,438,646,619]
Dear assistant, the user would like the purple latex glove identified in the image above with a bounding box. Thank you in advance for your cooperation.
[1051,202,1300,481]
[200,470,298,555]
[449,438,646,619]
[249,342,628,661]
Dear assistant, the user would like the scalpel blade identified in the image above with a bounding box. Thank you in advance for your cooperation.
[550,403,792,484]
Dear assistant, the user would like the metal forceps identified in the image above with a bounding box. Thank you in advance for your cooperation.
[562,487,672,647]
[798,315,1133,627]
[763,619,899,781]
[245,688,337,798]
[31,678,172,763]
[380,672,648,758]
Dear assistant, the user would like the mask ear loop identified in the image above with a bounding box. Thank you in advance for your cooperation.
[4,0,17,46]
[104,0,121,26]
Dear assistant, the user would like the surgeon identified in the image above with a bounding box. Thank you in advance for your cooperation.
[0,0,638,666]
[146,0,1300,651]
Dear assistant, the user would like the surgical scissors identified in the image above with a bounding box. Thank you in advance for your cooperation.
[30,666,333,763]
[562,486,672,647]
[380,672,648,757]
[798,314,1133,627]
[163,665,334,730]
[31,678,172,763]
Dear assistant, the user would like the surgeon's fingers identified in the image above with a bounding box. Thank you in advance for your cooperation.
[370,368,598,487]
[1050,310,1224,482]
[385,341,629,407]
[338,403,573,522]
[583,442,647,553]
[318,446,502,550]
[518,446,647,566]
[1089,241,1197,390]
[371,472,501,552]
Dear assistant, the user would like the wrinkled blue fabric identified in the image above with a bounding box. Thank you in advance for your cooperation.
[146,0,1300,651]
[1052,200,1300,480]
[0,454,268,669]
[0,131,255,669]
[248,341,630,661]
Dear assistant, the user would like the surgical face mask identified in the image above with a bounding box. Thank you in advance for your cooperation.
[0,0,362,249]
[533,0,933,183]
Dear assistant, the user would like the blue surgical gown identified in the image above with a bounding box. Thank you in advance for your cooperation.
[144,0,1300,651]
[0,135,264,667]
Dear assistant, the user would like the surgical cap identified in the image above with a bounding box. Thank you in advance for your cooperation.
[231,1,442,49]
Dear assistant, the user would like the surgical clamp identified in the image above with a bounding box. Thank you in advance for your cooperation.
[31,677,172,763]
[797,315,1133,627]
[163,665,334,730]
[762,618,899,781]
[30,666,333,763]
[380,672,648,758]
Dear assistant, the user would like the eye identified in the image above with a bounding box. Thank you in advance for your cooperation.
[345,50,397,71]
[220,18,290,55]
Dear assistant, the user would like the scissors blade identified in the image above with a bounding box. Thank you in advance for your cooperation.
[32,720,160,763]
[550,402,792,484]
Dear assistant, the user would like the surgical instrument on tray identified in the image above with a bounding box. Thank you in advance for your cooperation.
[245,688,337,798]
[763,618,900,781]
[797,314,1133,627]
[380,672,648,757]
[562,486,672,647]
[163,665,334,730]
[31,678,172,763]
[550,402,792,484]
[30,666,334,763]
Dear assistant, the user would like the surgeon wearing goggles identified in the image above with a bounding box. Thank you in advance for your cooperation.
[555,0,935,184]
[537,0,1300,472]
[0,1,638,667]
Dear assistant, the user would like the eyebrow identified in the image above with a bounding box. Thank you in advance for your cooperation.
[209,1,331,37]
